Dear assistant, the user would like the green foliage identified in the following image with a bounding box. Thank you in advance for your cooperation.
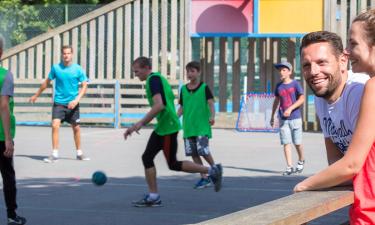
[0,0,51,46]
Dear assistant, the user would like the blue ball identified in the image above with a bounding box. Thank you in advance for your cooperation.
[92,171,107,186]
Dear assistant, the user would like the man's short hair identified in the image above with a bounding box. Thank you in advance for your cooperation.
[185,61,200,72]
[61,45,73,53]
[0,35,4,51]
[133,56,152,69]
[300,31,343,58]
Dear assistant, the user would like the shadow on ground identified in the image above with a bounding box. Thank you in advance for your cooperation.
[0,175,349,225]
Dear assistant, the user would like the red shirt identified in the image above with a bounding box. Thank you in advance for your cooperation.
[350,142,375,224]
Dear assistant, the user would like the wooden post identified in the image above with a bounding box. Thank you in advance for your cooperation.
[219,37,228,112]
[232,38,241,112]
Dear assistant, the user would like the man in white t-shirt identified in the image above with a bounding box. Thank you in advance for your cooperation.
[301,31,369,165]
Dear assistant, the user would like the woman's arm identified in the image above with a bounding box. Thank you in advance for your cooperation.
[294,78,375,191]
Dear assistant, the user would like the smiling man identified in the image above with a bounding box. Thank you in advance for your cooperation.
[300,31,369,166]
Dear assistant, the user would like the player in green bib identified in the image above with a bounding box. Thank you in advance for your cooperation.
[178,61,219,189]
[0,35,27,225]
[124,57,223,207]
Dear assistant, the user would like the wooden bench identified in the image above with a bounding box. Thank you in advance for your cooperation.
[194,186,353,225]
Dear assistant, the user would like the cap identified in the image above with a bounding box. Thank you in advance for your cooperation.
[274,61,292,71]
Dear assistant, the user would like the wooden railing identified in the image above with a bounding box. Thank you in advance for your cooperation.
[13,79,180,128]
[194,186,353,225]
[0,0,190,82]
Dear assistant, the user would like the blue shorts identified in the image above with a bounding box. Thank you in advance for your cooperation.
[279,118,303,145]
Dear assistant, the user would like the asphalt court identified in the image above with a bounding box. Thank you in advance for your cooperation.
[0,126,348,225]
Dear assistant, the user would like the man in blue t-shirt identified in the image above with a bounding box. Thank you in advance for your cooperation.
[270,61,305,175]
[29,46,89,163]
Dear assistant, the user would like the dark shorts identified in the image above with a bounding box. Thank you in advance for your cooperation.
[52,103,80,124]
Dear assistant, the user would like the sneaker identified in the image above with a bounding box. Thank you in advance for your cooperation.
[8,215,27,225]
[43,155,58,163]
[282,166,294,176]
[194,178,211,189]
[76,154,90,161]
[132,194,162,207]
[209,164,223,192]
[295,160,305,173]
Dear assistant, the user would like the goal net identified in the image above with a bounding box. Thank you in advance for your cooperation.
[236,93,279,132]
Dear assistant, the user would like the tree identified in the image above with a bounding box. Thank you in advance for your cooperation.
[0,0,51,46]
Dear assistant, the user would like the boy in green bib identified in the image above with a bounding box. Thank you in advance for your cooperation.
[178,61,218,189]
[0,35,27,225]
[124,57,222,207]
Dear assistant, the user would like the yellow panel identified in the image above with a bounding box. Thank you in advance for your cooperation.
[259,0,323,33]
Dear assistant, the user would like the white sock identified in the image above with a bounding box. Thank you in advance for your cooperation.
[52,149,59,158]
[77,149,83,156]
[148,193,159,200]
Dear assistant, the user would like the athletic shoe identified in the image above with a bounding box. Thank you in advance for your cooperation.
[194,178,211,189]
[8,215,27,225]
[132,194,162,207]
[295,160,305,173]
[209,164,223,192]
[76,154,90,161]
[282,166,294,176]
[43,155,58,163]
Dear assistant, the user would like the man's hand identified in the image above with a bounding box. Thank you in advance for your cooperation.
[209,117,215,126]
[3,139,14,158]
[123,122,142,140]
[283,108,292,118]
[29,95,38,103]
[68,99,79,109]
[270,118,274,127]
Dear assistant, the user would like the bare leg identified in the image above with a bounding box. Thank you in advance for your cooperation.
[203,153,215,166]
[283,144,292,167]
[71,123,81,150]
[145,167,158,193]
[51,119,61,150]
[192,156,206,178]
[295,144,304,162]
[181,160,209,174]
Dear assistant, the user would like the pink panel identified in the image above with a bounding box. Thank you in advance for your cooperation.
[191,0,253,35]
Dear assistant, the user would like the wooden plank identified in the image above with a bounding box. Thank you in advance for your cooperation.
[152,0,159,71]
[119,98,149,104]
[160,0,168,76]
[18,51,26,79]
[53,35,61,64]
[63,31,70,45]
[232,38,240,112]
[45,39,52,79]
[142,0,149,56]
[340,0,347,44]
[133,0,140,60]
[80,24,88,72]
[106,11,114,79]
[27,48,35,79]
[205,38,214,91]
[360,0,367,12]
[170,0,177,79]
[97,15,105,80]
[265,38,273,92]
[71,27,79,63]
[272,39,280,91]
[247,38,255,93]
[179,0,185,80]
[115,7,124,79]
[89,19,97,79]
[259,38,266,91]
[195,187,353,225]
[349,0,357,24]
[124,4,132,79]
[184,0,191,70]
[14,88,53,94]
[10,55,17,79]
[219,38,227,112]
[2,0,135,60]
[36,43,43,79]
